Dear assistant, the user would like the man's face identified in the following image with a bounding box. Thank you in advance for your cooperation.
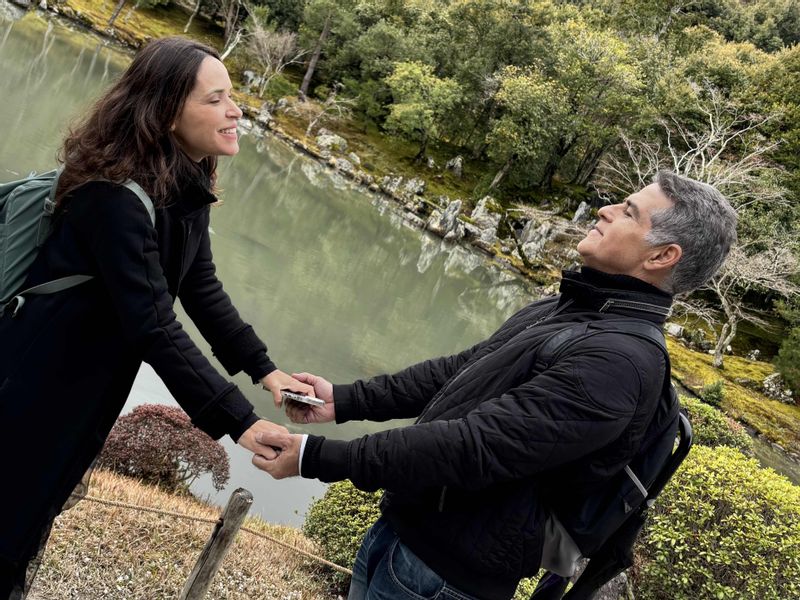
[577,183,675,278]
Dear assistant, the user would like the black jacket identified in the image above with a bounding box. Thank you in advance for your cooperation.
[302,268,673,600]
[0,178,273,562]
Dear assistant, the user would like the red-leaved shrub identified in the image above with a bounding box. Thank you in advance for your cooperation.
[98,404,230,494]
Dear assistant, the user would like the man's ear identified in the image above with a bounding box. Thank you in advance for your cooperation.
[644,243,682,273]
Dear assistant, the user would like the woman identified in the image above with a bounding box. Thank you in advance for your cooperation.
[0,37,309,597]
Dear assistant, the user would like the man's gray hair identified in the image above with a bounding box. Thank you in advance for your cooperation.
[646,171,738,294]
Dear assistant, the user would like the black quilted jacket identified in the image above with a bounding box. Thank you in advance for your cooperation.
[302,268,672,599]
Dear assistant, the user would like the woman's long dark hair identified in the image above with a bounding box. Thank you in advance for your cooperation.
[56,37,220,207]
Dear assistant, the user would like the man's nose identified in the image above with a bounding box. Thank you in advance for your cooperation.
[597,204,615,220]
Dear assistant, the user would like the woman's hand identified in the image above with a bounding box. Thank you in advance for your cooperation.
[284,372,336,424]
[259,369,315,408]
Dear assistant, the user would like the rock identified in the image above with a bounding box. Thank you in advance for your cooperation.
[335,158,355,176]
[316,132,348,153]
[368,182,380,193]
[747,349,761,361]
[665,323,684,338]
[426,199,464,240]
[463,222,482,240]
[347,152,361,166]
[380,175,404,197]
[445,155,463,178]
[237,118,254,134]
[255,103,272,128]
[39,0,46,8]
[275,98,289,111]
[519,218,553,260]
[572,201,592,223]
[404,177,426,197]
[427,157,436,169]
[762,373,795,404]
[242,70,263,92]
[470,196,503,245]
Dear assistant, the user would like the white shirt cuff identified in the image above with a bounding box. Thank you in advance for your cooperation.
[298,434,309,477]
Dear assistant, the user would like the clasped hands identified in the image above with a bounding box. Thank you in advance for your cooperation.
[237,371,334,479]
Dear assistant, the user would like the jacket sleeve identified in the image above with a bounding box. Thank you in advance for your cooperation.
[331,340,486,423]
[330,299,557,424]
[178,217,276,383]
[303,337,664,492]
[69,183,258,441]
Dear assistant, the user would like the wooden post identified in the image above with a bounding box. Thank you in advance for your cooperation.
[179,488,253,600]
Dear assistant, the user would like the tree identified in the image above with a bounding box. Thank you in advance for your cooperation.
[485,66,567,191]
[98,404,230,494]
[301,83,354,137]
[384,61,461,162]
[245,6,307,98]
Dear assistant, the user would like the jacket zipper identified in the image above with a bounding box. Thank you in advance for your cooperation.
[600,298,671,317]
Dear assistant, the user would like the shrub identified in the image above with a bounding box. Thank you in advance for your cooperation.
[699,379,725,407]
[634,445,800,600]
[98,404,229,494]
[679,395,753,453]
[775,327,800,395]
[302,481,382,588]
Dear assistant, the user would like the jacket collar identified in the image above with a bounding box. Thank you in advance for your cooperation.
[164,172,217,218]
[558,267,673,323]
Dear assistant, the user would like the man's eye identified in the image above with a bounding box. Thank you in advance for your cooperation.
[210,98,221,104]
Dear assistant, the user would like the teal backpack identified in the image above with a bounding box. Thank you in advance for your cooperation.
[0,169,155,317]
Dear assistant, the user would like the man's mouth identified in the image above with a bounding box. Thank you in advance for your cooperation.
[219,127,237,135]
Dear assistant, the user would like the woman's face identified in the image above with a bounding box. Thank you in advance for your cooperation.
[172,56,243,162]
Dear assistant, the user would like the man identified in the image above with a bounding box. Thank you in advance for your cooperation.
[254,171,737,600]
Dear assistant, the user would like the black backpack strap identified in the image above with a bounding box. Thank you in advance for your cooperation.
[536,319,668,373]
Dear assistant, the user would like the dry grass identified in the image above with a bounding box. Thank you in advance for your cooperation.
[30,470,336,600]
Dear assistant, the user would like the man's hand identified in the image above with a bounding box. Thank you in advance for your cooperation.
[285,372,335,424]
[252,430,302,479]
[237,419,289,460]
[260,369,315,408]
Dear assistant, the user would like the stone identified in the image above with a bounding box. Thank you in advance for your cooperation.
[403,177,426,197]
[470,196,503,245]
[519,218,553,261]
[445,155,463,178]
[347,152,361,166]
[426,199,463,240]
[572,201,592,223]
[315,132,348,153]
[255,103,272,128]
[747,348,761,361]
[335,158,355,176]
[242,70,263,91]
[665,323,684,338]
[380,175,404,197]
[275,97,289,111]
[237,118,254,133]
[762,373,794,404]
[427,157,436,169]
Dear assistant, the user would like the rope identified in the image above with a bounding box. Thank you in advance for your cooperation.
[72,493,353,576]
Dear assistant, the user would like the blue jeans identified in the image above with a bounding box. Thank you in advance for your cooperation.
[348,518,479,600]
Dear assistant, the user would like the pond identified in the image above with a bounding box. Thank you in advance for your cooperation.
[0,7,540,526]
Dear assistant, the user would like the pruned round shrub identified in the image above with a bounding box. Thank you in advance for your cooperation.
[302,481,382,588]
[98,404,229,494]
[680,395,753,453]
[634,445,800,600]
